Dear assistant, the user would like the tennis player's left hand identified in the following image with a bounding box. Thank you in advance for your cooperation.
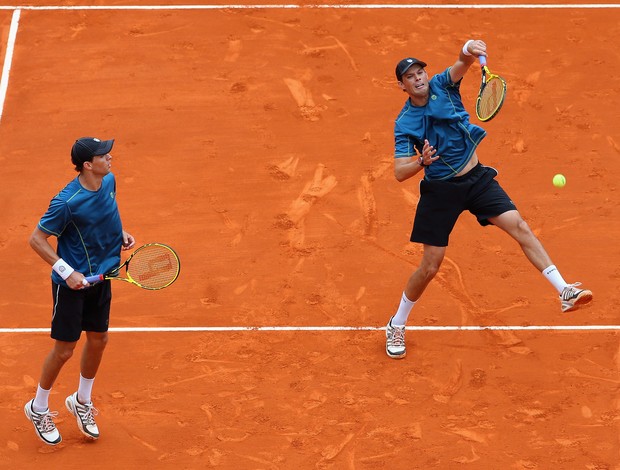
[122,231,136,251]
[421,140,441,166]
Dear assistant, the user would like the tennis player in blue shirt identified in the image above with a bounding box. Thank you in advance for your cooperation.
[24,137,135,444]
[385,40,593,359]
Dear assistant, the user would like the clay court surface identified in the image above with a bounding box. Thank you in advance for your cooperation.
[0,1,618,468]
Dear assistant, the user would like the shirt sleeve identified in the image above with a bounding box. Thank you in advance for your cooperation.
[394,121,423,158]
[38,197,71,237]
[434,67,463,89]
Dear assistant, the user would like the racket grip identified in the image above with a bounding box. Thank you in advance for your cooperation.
[85,274,104,283]
[479,55,487,66]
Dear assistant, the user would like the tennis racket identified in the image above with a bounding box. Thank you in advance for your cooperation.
[84,243,180,290]
[475,55,507,122]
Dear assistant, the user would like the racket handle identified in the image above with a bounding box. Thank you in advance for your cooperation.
[479,55,487,66]
[85,274,104,283]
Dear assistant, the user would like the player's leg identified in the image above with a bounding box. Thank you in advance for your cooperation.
[65,282,111,440]
[488,209,552,271]
[24,339,77,445]
[78,281,111,391]
[404,244,447,302]
[470,169,552,270]
[64,331,106,440]
[386,176,464,359]
[39,340,79,389]
[80,331,108,381]
[386,245,447,359]
[489,209,592,312]
[25,282,84,445]
[469,169,592,312]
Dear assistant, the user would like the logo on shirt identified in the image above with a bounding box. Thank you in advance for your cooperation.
[431,95,437,100]
[109,191,115,199]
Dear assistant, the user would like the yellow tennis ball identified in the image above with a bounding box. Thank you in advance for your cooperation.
[553,174,566,188]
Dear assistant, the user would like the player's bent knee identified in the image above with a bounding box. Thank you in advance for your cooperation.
[419,263,441,280]
[81,332,108,355]
[54,348,75,363]
[86,332,109,349]
[516,218,535,237]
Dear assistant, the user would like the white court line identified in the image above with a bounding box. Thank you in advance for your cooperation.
[0,325,617,334]
[0,9,20,125]
[0,4,620,10]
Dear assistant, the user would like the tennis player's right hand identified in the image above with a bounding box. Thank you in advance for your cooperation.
[66,271,89,290]
[468,39,487,58]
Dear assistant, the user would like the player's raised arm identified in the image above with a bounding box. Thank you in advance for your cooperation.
[449,39,487,84]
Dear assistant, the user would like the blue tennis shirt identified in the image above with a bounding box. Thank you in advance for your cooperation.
[38,173,124,286]
[394,67,486,180]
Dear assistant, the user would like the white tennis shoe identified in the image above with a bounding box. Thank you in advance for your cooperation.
[65,392,99,439]
[386,317,407,359]
[560,283,593,312]
[24,399,62,445]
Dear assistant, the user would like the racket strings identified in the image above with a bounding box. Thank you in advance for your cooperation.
[126,245,180,289]
[477,77,506,120]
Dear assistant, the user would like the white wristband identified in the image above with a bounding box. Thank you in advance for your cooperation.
[462,40,474,56]
[52,258,75,280]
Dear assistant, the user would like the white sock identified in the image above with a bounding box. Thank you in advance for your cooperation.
[78,374,95,405]
[33,384,51,412]
[542,265,568,294]
[391,292,416,326]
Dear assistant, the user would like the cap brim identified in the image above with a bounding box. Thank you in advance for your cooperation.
[402,61,427,76]
[93,139,114,156]
[396,60,428,81]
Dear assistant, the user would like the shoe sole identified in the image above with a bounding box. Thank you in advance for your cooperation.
[562,291,593,312]
[386,348,407,359]
[65,396,99,440]
[24,402,62,446]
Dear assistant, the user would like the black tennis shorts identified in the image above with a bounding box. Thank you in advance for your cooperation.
[411,163,517,247]
[51,280,112,342]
